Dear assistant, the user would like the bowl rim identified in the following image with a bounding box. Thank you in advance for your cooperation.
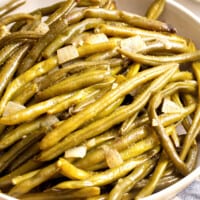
[0,1,200,200]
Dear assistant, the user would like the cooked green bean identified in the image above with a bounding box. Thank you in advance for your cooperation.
[0,0,26,18]
[45,0,76,25]
[77,0,108,7]
[84,8,175,32]
[0,93,71,125]
[0,25,9,39]
[0,42,22,66]
[36,69,111,101]
[75,126,150,169]
[38,65,177,161]
[12,82,39,104]
[84,129,117,150]
[0,56,58,116]
[0,115,58,149]
[55,148,159,189]
[38,58,121,90]
[47,86,101,115]
[119,48,200,66]
[0,159,43,189]
[134,174,181,191]
[108,159,156,200]
[0,44,30,97]
[97,24,185,43]
[42,18,104,58]
[9,163,59,197]
[8,142,40,171]
[180,62,200,161]
[129,104,195,130]
[0,129,44,173]
[16,17,69,74]
[0,13,34,25]
[39,63,175,151]
[0,31,42,49]
[86,48,119,61]
[20,187,101,200]
[31,1,66,16]
[57,158,92,180]
[148,81,197,175]
[90,133,160,171]
[135,151,168,199]
[146,0,166,20]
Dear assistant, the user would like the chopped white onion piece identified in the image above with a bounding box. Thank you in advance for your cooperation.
[162,98,183,114]
[157,38,172,50]
[152,118,159,127]
[176,124,187,136]
[57,45,79,64]
[84,33,108,44]
[3,101,26,117]
[41,115,59,128]
[64,146,87,158]
[102,145,123,169]
[120,36,146,53]
[112,83,118,89]
[34,22,49,34]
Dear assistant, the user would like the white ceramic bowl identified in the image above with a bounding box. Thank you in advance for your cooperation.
[0,0,200,199]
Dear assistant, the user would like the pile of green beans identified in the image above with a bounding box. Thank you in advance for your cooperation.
[0,0,200,199]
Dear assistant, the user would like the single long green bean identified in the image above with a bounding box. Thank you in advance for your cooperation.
[0,31,42,49]
[31,1,66,16]
[36,69,111,101]
[0,0,26,18]
[0,13,34,25]
[84,8,175,32]
[97,24,183,42]
[39,63,176,151]
[146,0,166,20]
[118,48,200,66]
[0,44,30,97]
